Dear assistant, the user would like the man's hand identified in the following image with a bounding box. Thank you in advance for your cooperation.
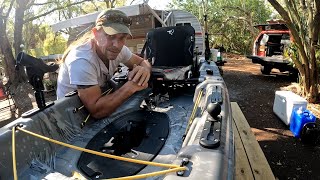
[125,80,148,93]
[128,64,150,86]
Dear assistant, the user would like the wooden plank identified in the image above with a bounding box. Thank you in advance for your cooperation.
[233,120,255,180]
[231,102,275,180]
[126,38,145,47]
[126,38,146,54]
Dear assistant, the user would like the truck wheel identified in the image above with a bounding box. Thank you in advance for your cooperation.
[261,66,271,75]
[289,70,299,80]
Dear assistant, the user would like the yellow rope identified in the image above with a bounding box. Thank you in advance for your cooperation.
[12,127,18,180]
[107,167,186,180]
[184,89,203,135]
[16,127,180,169]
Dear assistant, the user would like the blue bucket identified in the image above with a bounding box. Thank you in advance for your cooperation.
[290,109,316,138]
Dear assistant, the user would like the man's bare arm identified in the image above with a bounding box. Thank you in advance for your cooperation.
[125,53,151,70]
[77,81,147,119]
[125,54,151,86]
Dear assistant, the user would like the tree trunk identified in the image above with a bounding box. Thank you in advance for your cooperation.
[304,41,319,102]
[0,1,35,115]
[0,19,34,115]
[14,0,29,82]
[0,19,17,81]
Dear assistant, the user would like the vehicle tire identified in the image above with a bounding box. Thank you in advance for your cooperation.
[260,65,271,75]
[289,70,299,81]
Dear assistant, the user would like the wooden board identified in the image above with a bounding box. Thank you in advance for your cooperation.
[231,102,275,180]
[233,120,255,180]
[130,14,154,38]
[126,38,146,54]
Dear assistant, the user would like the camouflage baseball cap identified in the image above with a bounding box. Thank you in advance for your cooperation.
[96,9,132,37]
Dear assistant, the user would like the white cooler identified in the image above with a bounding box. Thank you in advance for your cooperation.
[273,91,307,125]
[210,49,218,62]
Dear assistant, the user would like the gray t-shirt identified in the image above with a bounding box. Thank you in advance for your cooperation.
[57,41,132,99]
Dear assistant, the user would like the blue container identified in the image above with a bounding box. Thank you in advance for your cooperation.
[290,109,316,138]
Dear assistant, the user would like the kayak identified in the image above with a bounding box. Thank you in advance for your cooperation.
[0,56,234,179]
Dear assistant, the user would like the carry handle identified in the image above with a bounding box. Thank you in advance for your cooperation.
[303,111,310,116]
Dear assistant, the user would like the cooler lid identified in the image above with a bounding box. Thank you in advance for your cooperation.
[275,91,307,103]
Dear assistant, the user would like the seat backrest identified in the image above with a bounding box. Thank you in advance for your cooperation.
[146,26,195,67]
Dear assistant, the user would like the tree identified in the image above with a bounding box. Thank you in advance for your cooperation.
[0,0,18,83]
[26,26,67,57]
[267,0,320,102]
[169,0,271,54]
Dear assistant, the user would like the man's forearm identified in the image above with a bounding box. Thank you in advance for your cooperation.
[139,59,151,71]
[92,83,135,118]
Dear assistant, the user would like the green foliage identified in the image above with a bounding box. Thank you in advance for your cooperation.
[23,0,125,57]
[82,0,126,12]
[25,25,67,57]
[170,0,272,54]
[286,43,299,67]
[43,32,67,55]
[43,79,57,90]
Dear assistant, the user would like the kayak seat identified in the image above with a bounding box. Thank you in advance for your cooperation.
[152,66,191,81]
[145,26,197,82]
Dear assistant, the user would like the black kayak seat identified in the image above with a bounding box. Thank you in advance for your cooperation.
[145,26,196,81]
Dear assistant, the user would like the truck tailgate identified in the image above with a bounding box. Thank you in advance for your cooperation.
[247,55,290,64]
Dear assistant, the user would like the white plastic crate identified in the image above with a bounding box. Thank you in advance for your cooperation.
[273,91,307,125]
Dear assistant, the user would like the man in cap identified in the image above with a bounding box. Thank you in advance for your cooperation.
[57,9,151,118]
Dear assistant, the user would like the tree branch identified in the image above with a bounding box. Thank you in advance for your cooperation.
[91,1,99,11]
[222,6,250,17]
[24,0,91,23]
[300,0,306,9]
[306,0,313,39]
[61,8,68,20]
[286,0,301,32]
[0,0,9,11]
[5,0,14,18]
[26,0,38,9]
[30,1,54,6]
[287,0,309,55]
[129,0,136,5]
[221,6,255,37]
[80,7,89,14]
[111,0,116,8]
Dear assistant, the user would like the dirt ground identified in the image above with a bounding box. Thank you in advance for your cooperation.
[223,54,320,180]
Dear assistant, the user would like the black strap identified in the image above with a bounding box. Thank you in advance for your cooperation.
[140,40,148,58]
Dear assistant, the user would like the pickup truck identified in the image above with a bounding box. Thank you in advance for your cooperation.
[247,20,298,76]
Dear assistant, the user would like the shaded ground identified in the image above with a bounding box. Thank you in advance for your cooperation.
[223,53,320,180]
[0,91,56,127]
